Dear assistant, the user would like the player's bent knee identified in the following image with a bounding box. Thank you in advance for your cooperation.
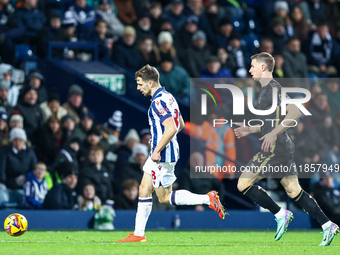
[237,179,250,192]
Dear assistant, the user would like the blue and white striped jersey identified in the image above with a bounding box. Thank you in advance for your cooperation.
[148,87,180,163]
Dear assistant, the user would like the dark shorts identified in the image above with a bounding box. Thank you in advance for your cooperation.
[245,151,298,179]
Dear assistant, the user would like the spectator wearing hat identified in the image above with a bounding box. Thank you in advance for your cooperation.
[9,113,23,129]
[0,128,37,191]
[114,144,148,191]
[157,53,190,99]
[133,13,155,42]
[158,17,175,35]
[95,0,124,39]
[51,137,81,185]
[79,145,113,203]
[35,116,62,166]
[185,30,212,78]
[0,63,21,107]
[77,110,95,141]
[27,69,47,104]
[273,1,293,38]
[62,84,88,124]
[200,56,232,78]
[138,36,161,67]
[0,79,14,116]
[63,0,96,39]
[162,0,187,32]
[61,114,83,147]
[111,26,144,71]
[215,17,234,49]
[13,0,46,45]
[15,86,44,141]
[115,128,140,172]
[0,110,9,150]
[139,128,150,149]
[158,31,180,66]
[227,32,249,78]
[114,0,137,25]
[40,87,68,122]
[268,17,289,53]
[183,0,214,44]
[174,15,198,64]
[43,161,79,209]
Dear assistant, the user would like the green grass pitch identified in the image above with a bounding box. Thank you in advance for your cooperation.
[0,230,339,255]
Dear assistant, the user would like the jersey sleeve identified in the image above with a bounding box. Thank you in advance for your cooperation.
[152,100,172,123]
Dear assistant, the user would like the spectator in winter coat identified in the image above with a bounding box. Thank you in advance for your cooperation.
[111,26,144,71]
[15,86,44,141]
[133,13,155,42]
[61,114,83,147]
[95,0,124,39]
[40,87,68,122]
[43,161,79,209]
[138,36,161,67]
[34,116,62,166]
[115,128,139,172]
[282,37,308,79]
[0,128,37,190]
[14,0,46,44]
[114,179,138,210]
[200,56,232,78]
[77,110,95,141]
[88,19,113,59]
[78,145,113,203]
[27,69,47,104]
[63,0,96,39]
[0,110,9,150]
[185,30,211,78]
[158,31,180,66]
[162,0,187,32]
[22,162,48,209]
[157,53,190,99]
[62,84,88,124]
[78,183,102,210]
[215,17,234,49]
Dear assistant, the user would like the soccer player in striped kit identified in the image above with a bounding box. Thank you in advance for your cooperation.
[117,65,226,242]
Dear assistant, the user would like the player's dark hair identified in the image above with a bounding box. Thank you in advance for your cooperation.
[135,64,160,83]
[251,52,275,72]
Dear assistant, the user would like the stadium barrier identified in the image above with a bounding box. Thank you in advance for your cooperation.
[0,210,311,230]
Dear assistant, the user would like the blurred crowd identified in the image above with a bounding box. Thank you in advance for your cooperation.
[0,0,339,222]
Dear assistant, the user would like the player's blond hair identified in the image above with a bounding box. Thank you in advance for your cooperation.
[251,52,275,72]
[135,64,160,84]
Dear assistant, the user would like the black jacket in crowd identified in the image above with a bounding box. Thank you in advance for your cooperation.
[0,144,37,189]
[15,99,44,141]
[43,183,78,209]
[78,163,113,203]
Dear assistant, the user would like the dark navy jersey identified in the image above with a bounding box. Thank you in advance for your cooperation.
[256,79,295,155]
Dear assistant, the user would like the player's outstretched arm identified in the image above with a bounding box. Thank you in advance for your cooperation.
[234,123,261,139]
[151,117,177,162]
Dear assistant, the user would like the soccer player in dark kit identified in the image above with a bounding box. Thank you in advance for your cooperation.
[234,52,339,246]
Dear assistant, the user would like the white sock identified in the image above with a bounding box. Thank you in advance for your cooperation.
[134,197,152,237]
[274,208,285,219]
[322,221,332,231]
[169,190,210,205]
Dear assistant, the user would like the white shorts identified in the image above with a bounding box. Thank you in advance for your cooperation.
[143,157,177,188]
